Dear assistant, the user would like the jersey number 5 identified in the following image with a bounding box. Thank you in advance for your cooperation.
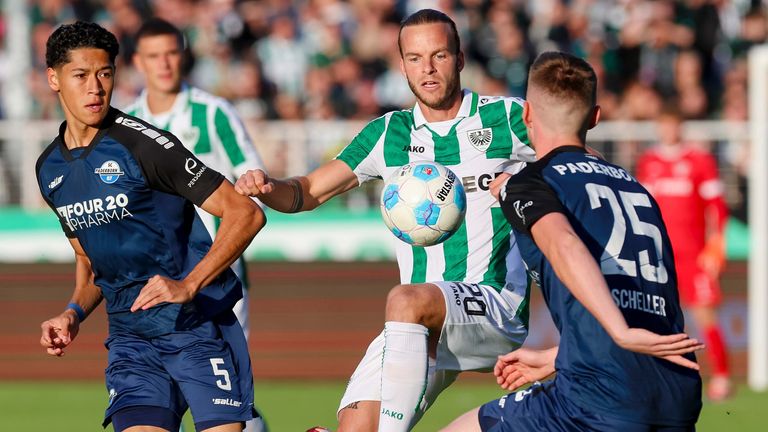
[210,358,232,391]
[585,183,668,283]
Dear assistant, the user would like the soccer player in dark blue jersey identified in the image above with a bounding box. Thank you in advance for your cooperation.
[442,52,704,432]
[36,22,265,432]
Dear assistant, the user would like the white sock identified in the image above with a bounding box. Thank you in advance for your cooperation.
[379,321,429,432]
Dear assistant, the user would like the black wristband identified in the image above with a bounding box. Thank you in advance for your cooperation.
[287,178,304,213]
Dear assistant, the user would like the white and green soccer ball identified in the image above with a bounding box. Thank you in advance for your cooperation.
[380,162,467,247]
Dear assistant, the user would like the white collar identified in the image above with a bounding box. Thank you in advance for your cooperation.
[412,89,474,129]
[139,83,191,118]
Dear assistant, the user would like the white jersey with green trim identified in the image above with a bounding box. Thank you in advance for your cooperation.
[124,84,265,238]
[336,89,535,297]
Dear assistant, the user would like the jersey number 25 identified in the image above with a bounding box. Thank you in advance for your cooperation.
[586,183,668,284]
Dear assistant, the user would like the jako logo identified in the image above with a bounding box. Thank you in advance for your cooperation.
[380,408,404,420]
[185,158,198,176]
[402,144,425,153]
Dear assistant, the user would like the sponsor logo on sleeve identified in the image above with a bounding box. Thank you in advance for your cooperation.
[513,199,533,224]
[186,158,207,188]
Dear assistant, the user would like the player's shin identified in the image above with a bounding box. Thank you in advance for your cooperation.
[379,321,429,432]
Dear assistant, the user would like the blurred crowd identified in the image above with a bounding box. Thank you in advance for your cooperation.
[0,0,764,124]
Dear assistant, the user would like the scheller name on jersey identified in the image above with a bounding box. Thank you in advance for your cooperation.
[36,108,242,338]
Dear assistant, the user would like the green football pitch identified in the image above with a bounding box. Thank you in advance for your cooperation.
[1,379,766,431]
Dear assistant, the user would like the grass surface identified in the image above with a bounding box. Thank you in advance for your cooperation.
[1,379,765,431]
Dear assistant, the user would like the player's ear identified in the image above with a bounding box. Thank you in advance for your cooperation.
[47,67,60,92]
[457,51,464,72]
[588,105,601,130]
[523,101,533,129]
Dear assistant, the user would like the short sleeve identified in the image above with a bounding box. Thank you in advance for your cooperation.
[336,115,387,184]
[500,168,565,234]
[112,128,224,207]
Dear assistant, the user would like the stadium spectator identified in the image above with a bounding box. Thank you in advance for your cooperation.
[443,50,703,432]
[636,105,733,401]
[37,21,264,431]
[235,8,535,432]
[16,0,766,123]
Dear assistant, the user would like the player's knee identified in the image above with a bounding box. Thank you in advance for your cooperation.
[385,284,442,324]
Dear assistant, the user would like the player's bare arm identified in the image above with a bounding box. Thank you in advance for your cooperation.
[529,212,705,369]
[235,159,359,212]
[131,181,264,311]
[40,238,103,356]
[494,346,558,390]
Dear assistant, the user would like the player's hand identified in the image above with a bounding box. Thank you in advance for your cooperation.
[493,348,556,390]
[40,310,80,357]
[130,275,195,312]
[613,329,705,370]
[698,234,725,279]
[235,169,274,197]
[489,173,512,201]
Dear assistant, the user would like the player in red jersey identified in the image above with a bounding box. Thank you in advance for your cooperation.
[636,106,732,401]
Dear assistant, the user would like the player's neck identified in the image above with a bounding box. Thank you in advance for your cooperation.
[146,90,179,115]
[533,134,585,158]
[63,120,100,150]
[416,92,463,123]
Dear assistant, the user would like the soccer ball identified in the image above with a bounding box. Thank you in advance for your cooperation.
[380,162,467,247]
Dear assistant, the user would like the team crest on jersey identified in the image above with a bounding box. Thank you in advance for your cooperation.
[467,128,493,152]
[180,127,200,146]
[94,160,124,184]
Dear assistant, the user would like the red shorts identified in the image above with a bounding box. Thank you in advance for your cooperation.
[675,255,721,307]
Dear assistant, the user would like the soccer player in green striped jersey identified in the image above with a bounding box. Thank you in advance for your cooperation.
[125,18,268,432]
[236,9,532,432]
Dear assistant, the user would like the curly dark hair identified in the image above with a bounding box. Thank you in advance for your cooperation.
[45,21,119,68]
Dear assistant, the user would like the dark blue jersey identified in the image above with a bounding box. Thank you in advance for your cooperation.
[500,146,701,426]
[36,108,242,338]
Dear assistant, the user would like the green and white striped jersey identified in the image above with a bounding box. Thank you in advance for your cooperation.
[124,84,265,238]
[337,89,535,293]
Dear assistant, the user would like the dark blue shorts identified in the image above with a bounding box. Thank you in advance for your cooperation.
[102,311,254,429]
[479,381,695,432]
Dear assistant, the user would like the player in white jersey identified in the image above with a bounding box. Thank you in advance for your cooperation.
[236,9,532,432]
[125,18,267,432]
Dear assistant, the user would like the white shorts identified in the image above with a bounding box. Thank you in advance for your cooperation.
[338,281,528,416]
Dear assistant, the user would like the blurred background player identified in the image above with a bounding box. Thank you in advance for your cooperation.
[236,8,534,432]
[125,17,266,341]
[443,51,703,432]
[37,21,264,431]
[126,18,269,432]
[636,106,732,401]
